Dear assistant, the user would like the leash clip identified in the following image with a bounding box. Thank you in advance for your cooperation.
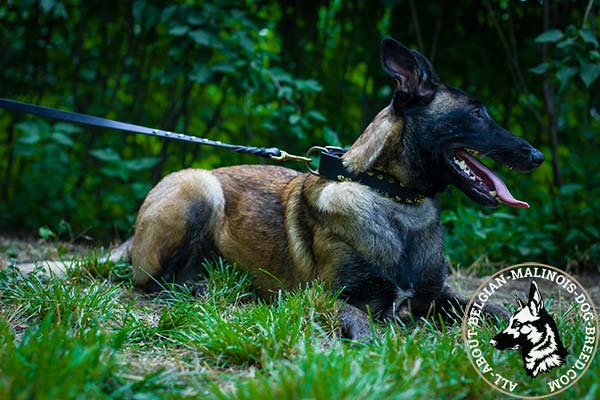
[270,150,312,163]
[303,146,326,175]
[304,146,345,175]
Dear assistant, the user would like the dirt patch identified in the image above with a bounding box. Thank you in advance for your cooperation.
[0,235,92,263]
[3,235,600,309]
[448,271,600,309]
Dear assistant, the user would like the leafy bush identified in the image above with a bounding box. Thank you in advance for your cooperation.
[0,2,598,270]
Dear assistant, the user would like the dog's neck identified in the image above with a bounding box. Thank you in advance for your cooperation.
[523,323,566,377]
[342,106,436,197]
[342,106,404,175]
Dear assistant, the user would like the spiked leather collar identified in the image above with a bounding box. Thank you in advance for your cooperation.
[316,147,429,205]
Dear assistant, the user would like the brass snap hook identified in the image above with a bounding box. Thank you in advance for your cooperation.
[270,150,312,163]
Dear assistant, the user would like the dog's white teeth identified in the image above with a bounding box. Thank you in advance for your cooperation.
[490,190,497,197]
[453,157,483,182]
[454,159,471,174]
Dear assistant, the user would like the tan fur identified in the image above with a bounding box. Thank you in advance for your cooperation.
[304,176,437,269]
[210,166,300,296]
[283,180,317,284]
[342,106,402,173]
[130,169,224,286]
[128,107,430,297]
[425,89,461,115]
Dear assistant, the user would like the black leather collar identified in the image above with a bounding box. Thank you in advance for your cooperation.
[316,147,429,205]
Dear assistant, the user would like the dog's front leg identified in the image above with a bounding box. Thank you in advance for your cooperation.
[437,283,510,322]
[338,302,374,341]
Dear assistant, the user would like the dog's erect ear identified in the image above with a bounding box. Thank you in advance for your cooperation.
[528,280,543,316]
[380,38,439,105]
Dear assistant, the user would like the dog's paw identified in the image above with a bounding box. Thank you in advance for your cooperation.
[341,318,373,341]
[338,303,373,341]
[192,283,209,298]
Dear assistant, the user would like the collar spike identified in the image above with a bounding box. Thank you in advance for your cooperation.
[316,148,430,206]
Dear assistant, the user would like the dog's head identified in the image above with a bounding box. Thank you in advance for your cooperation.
[344,37,544,207]
[489,280,545,350]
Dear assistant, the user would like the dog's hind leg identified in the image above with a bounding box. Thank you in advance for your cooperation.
[130,169,224,291]
[436,283,510,323]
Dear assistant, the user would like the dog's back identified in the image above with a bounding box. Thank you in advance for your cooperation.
[130,162,445,305]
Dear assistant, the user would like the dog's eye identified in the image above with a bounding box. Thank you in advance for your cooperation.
[513,321,521,329]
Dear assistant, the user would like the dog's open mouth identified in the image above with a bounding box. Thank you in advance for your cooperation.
[446,148,529,208]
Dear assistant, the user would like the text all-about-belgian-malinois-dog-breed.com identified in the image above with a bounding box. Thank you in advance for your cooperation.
[22,37,546,339]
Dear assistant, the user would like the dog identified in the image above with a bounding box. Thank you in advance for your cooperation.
[490,281,568,377]
[11,38,544,339]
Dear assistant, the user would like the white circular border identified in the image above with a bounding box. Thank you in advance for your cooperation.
[461,262,600,399]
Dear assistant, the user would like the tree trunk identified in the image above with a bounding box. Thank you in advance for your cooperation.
[542,0,562,188]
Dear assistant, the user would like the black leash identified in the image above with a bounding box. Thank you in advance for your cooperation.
[0,98,428,205]
[0,98,310,163]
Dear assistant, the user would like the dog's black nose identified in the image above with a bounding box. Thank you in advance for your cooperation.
[529,148,545,167]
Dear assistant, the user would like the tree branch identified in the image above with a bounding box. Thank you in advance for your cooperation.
[583,0,593,26]
[542,0,562,188]
[408,0,425,52]
[483,0,544,127]
[429,7,443,63]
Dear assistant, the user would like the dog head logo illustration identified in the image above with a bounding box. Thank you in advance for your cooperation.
[463,264,598,398]
[490,280,568,378]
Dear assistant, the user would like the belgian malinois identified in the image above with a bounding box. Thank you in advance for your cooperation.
[15,38,545,339]
[121,37,544,337]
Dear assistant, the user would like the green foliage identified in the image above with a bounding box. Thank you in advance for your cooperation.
[443,14,600,269]
[0,1,333,237]
[38,225,57,240]
[125,271,339,367]
[0,264,121,328]
[0,1,598,269]
[442,175,600,268]
[202,258,256,304]
[532,25,600,89]
[175,285,337,367]
[0,313,188,399]
[0,316,121,400]
[0,256,599,398]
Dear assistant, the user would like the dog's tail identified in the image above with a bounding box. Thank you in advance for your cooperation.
[1,236,134,277]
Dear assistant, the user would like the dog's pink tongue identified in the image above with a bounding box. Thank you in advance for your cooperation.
[457,150,529,209]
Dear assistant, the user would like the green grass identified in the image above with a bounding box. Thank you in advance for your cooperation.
[0,255,598,399]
